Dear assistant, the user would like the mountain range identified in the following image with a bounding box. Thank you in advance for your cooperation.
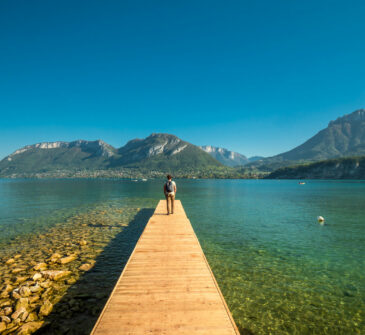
[0,134,222,176]
[0,109,364,178]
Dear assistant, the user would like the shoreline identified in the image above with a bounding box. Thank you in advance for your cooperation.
[0,204,147,335]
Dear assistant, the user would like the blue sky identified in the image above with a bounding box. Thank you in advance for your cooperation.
[1,0,364,159]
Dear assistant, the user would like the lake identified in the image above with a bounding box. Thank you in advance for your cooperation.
[0,179,364,334]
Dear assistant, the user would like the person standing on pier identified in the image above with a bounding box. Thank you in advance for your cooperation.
[164,174,177,215]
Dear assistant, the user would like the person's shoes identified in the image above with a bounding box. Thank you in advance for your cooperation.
[171,212,174,214]
[167,213,170,215]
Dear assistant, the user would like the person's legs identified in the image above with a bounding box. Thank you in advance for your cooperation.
[165,194,170,214]
[171,194,175,214]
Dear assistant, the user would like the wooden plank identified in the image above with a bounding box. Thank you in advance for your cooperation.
[91,200,239,335]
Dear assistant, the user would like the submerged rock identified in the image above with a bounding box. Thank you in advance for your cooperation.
[79,263,93,271]
[19,287,31,297]
[11,307,28,321]
[59,254,77,264]
[14,277,28,285]
[15,321,44,334]
[66,277,77,285]
[5,259,15,265]
[32,273,42,281]
[39,300,53,316]
[41,270,71,281]
[12,290,21,300]
[1,315,11,323]
[33,263,47,271]
[48,253,61,263]
[39,280,51,288]
[0,321,6,332]
[15,298,29,311]
[0,285,13,298]
[29,285,41,293]
[3,307,12,316]
[28,295,40,304]
[25,312,38,322]
[0,301,12,308]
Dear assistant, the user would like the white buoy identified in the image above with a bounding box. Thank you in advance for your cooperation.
[317,216,325,223]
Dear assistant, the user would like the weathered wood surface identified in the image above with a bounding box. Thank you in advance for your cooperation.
[91,200,239,334]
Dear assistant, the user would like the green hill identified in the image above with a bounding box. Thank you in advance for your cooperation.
[266,156,365,179]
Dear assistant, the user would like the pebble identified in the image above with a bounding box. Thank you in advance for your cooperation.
[39,281,51,289]
[14,321,44,335]
[19,287,31,297]
[5,259,15,265]
[0,301,12,308]
[39,300,53,316]
[12,290,21,300]
[15,298,29,311]
[1,315,11,323]
[28,295,40,304]
[11,307,28,321]
[0,322,6,332]
[33,263,47,271]
[79,263,93,271]
[3,307,12,316]
[0,284,13,298]
[25,312,38,322]
[48,253,61,263]
[59,254,77,264]
[66,278,77,285]
[32,273,42,281]
[14,277,28,285]
[29,285,41,293]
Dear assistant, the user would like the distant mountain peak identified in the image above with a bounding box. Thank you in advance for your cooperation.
[200,145,249,167]
[250,108,365,170]
[329,109,365,126]
[152,133,179,139]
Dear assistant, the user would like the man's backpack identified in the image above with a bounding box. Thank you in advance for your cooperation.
[166,181,174,193]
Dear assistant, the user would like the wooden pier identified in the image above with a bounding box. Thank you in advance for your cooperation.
[91,200,239,335]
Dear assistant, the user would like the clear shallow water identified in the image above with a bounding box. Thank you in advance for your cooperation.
[0,179,364,334]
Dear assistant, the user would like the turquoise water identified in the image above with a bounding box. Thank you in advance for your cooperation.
[0,179,364,334]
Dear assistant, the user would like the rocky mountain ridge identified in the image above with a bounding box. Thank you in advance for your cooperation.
[249,109,365,170]
[7,140,116,162]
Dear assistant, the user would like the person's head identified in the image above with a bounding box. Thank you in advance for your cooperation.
[166,174,172,181]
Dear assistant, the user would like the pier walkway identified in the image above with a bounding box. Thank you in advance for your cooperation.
[91,200,239,335]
